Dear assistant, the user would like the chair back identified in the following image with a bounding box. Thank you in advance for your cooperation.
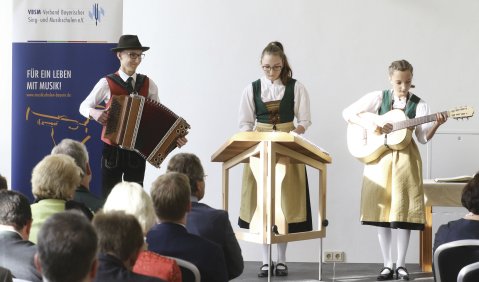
[433,239,479,282]
[458,261,479,282]
[165,256,200,282]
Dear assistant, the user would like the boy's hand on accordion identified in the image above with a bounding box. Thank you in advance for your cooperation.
[176,136,188,148]
[90,109,109,126]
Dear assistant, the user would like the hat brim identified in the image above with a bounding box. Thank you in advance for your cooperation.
[111,46,150,52]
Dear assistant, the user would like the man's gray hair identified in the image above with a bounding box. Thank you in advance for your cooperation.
[51,139,89,176]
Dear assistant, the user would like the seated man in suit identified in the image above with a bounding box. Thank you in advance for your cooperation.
[92,210,165,282]
[147,172,228,282]
[434,173,479,253]
[167,153,244,279]
[35,211,98,282]
[0,190,41,282]
[51,138,104,212]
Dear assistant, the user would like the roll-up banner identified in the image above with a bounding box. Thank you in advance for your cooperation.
[12,0,122,201]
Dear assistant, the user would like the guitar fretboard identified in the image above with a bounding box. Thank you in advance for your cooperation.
[392,111,448,131]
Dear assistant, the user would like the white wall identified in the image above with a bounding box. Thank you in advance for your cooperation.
[2,0,479,263]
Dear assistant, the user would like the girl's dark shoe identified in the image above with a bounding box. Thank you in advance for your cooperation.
[377,267,394,281]
[275,263,288,276]
[395,266,410,280]
[258,263,274,278]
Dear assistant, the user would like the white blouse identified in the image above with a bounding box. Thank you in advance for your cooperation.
[342,90,433,144]
[79,69,159,118]
[238,77,312,132]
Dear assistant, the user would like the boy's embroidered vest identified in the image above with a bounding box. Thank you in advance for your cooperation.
[253,79,296,126]
[105,72,149,98]
[378,89,420,119]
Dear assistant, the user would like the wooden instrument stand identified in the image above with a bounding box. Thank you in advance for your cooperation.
[212,132,332,280]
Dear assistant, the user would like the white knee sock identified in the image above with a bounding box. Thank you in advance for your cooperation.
[277,243,287,264]
[262,244,270,265]
[378,227,393,270]
[396,229,411,269]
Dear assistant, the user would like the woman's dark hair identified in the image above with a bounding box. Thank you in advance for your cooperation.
[261,41,293,85]
[93,211,144,262]
[461,173,479,214]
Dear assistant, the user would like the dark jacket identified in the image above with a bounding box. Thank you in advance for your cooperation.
[186,201,243,279]
[0,231,41,282]
[147,222,228,282]
[433,218,479,253]
[74,185,104,213]
[94,253,165,282]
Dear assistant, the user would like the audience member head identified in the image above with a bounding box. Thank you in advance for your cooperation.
[167,153,206,200]
[51,139,91,182]
[0,190,32,240]
[31,154,82,201]
[0,174,7,190]
[102,181,157,235]
[35,211,98,282]
[461,173,479,214]
[93,211,144,270]
[150,172,191,223]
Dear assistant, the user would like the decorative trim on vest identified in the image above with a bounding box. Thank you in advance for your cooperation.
[105,72,149,98]
[253,79,296,126]
[378,89,420,119]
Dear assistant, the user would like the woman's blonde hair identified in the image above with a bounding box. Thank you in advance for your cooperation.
[102,181,157,234]
[31,154,81,200]
[388,59,413,76]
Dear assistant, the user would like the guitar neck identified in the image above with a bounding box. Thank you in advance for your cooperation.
[393,111,448,131]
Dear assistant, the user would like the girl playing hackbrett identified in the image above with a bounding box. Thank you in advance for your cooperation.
[238,41,312,278]
[342,60,447,281]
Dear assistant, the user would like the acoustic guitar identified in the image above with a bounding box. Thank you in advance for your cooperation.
[347,106,474,163]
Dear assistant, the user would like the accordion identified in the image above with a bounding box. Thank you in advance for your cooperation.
[101,95,190,168]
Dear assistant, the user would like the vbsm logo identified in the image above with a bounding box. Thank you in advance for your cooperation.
[88,3,105,26]
[28,9,41,14]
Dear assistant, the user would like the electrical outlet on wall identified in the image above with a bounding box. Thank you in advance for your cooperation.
[324,251,334,262]
[323,251,345,262]
[333,251,345,262]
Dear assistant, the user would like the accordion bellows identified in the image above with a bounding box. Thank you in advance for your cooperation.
[102,95,190,168]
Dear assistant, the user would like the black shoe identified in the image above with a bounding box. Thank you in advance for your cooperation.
[258,263,274,278]
[395,266,410,280]
[275,263,288,276]
[376,267,394,281]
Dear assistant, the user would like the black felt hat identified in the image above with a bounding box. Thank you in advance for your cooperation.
[111,35,150,52]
